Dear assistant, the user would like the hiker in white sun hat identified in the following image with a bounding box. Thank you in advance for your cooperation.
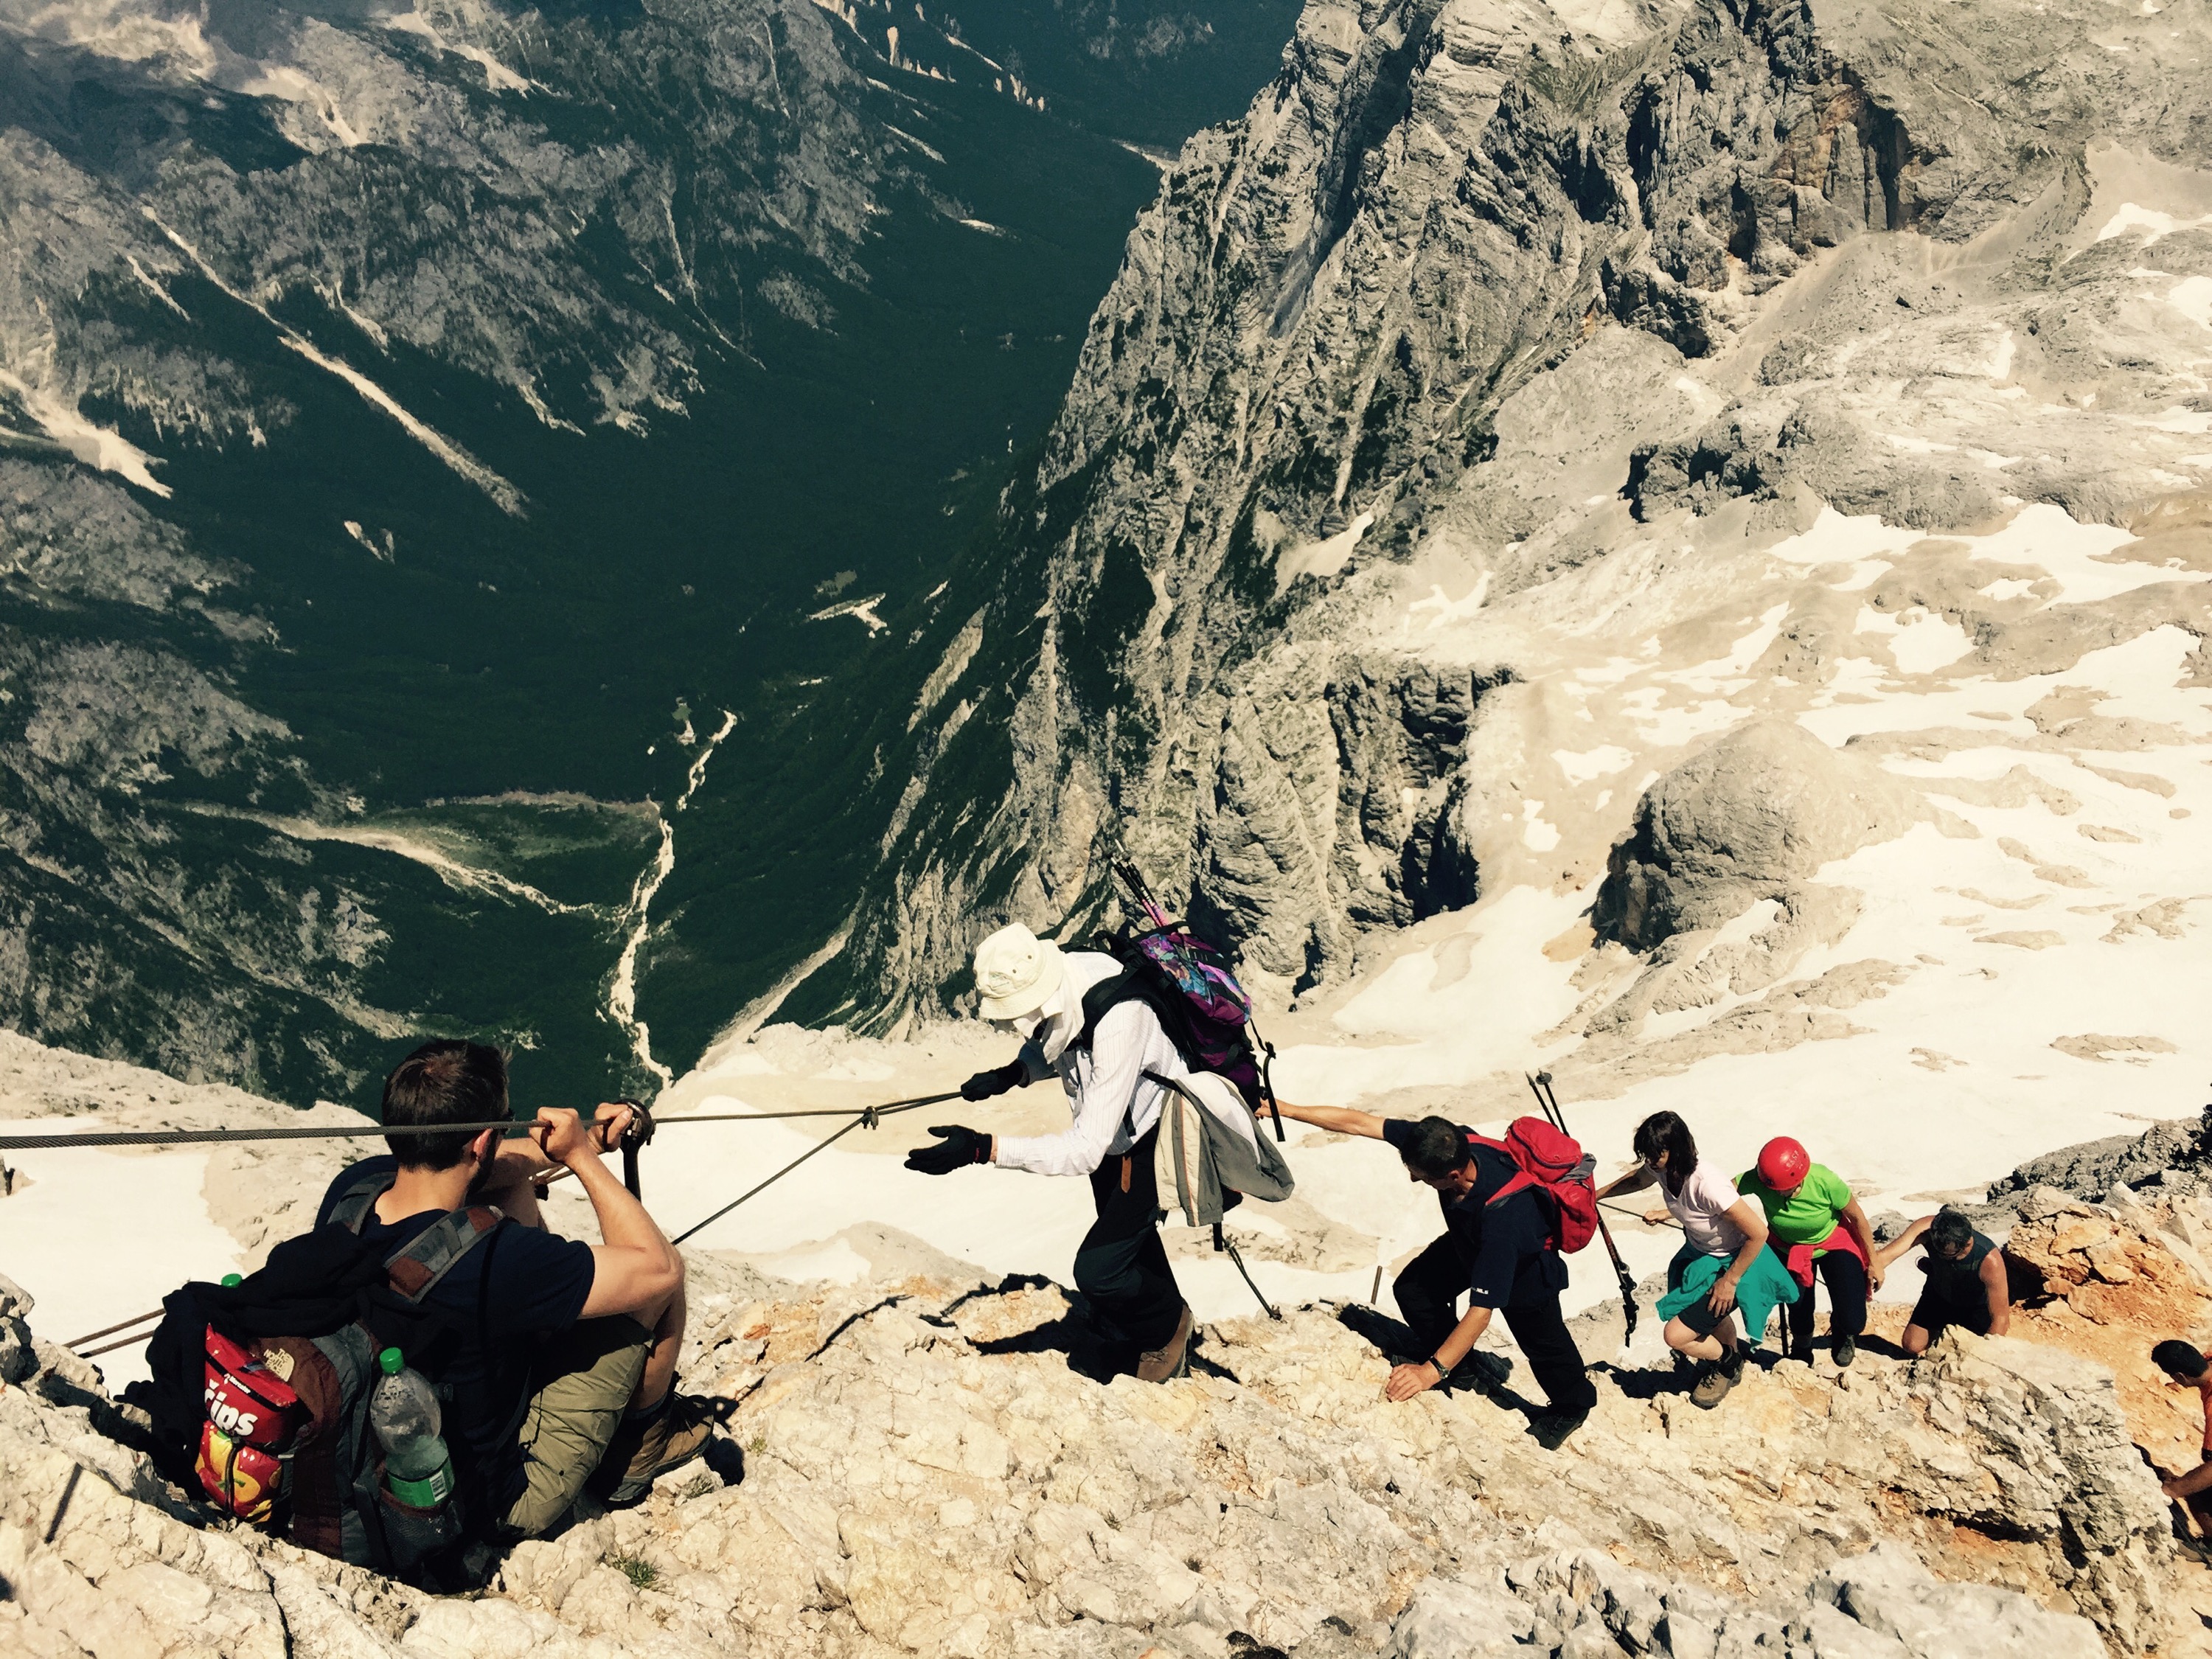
[973,923,1067,1023]
[905,921,1199,1382]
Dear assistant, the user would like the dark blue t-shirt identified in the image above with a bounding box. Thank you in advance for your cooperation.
[318,1157,596,1514]
[1382,1121,1570,1309]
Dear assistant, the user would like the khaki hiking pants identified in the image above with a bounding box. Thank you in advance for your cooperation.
[501,1315,652,1538]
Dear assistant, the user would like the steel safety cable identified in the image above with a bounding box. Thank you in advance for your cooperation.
[0,1091,967,1152]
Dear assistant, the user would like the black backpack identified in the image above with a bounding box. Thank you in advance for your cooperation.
[136,1170,504,1587]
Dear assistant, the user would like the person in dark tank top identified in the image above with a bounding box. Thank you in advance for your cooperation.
[1871,1208,2010,1355]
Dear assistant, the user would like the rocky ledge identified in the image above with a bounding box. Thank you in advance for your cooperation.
[8,1186,2212,1658]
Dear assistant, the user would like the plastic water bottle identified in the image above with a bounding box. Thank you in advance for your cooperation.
[369,1348,453,1508]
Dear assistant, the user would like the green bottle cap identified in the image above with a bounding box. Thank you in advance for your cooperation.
[220,1273,243,1287]
[378,1347,404,1376]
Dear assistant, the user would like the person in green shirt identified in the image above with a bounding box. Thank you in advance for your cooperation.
[1738,1137,1882,1367]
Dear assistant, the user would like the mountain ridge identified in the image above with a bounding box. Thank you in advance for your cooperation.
[841,0,2212,1032]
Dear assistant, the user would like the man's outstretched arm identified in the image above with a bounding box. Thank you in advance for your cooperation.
[1274,1100,1391,1139]
[1871,1214,1933,1276]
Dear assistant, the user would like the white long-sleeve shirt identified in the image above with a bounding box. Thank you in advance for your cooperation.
[992,951,1189,1178]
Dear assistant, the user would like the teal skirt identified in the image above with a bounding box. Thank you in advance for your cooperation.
[1654,1243,1799,1338]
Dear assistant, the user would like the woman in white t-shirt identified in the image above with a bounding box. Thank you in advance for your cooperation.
[1597,1112,1798,1410]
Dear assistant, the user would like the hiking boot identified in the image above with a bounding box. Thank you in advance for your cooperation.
[1832,1334,1857,1368]
[1689,1361,1734,1411]
[1527,1408,1589,1451]
[1136,1304,1196,1382]
[593,1392,720,1506]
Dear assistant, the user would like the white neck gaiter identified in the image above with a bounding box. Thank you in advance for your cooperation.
[1031,970,1084,1065]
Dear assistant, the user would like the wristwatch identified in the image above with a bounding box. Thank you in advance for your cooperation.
[1429,1352,1454,1378]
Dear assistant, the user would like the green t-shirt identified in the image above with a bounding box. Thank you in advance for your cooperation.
[1737,1162,1854,1246]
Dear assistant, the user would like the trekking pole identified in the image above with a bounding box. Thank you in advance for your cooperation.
[1251,1023,1287,1144]
[64,1307,164,1349]
[1214,1222,1281,1320]
[613,1098,653,1198]
[1526,1071,1640,1352]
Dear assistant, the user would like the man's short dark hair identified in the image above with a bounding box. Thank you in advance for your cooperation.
[1399,1116,1472,1180]
[381,1040,509,1169]
[1632,1111,1697,1181]
[1928,1209,1975,1256]
[2154,1339,2208,1380]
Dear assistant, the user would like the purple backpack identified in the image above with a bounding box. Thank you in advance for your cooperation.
[1076,863,1284,1140]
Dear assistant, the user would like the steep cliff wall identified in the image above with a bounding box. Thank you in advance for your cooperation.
[851,0,2212,1025]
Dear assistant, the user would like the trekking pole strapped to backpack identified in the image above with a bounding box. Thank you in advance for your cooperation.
[1526,1071,1640,1346]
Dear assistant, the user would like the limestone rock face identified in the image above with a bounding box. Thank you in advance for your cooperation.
[852,0,2212,1026]
[1806,1544,2104,1659]
[1989,1110,2212,1210]
[0,1268,35,1387]
[1590,720,1925,950]
[1,1242,2188,1659]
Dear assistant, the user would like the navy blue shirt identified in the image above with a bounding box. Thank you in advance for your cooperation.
[1382,1122,1570,1309]
[318,1157,595,1514]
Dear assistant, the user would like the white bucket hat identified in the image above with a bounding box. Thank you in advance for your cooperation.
[973,923,1067,1021]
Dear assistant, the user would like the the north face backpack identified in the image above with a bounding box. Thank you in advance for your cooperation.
[144,1171,501,1586]
[1469,1118,1600,1255]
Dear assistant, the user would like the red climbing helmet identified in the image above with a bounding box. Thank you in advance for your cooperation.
[1757,1135,1812,1190]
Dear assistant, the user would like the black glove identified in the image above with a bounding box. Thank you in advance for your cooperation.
[960,1060,1028,1102]
[905,1125,992,1175]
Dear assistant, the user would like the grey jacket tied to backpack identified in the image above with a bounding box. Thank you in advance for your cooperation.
[1145,1071,1295,1228]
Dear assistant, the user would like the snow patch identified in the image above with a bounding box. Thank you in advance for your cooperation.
[238,64,366,146]
[2096,202,2212,243]
[1887,609,1974,675]
[2168,276,2212,330]
[1276,511,1374,597]
[1520,799,1561,851]
[0,1120,239,1391]
[383,10,537,93]
[1554,745,1635,785]
[0,367,170,496]
[810,593,890,635]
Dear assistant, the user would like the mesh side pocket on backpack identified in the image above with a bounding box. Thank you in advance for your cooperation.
[375,1470,462,1576]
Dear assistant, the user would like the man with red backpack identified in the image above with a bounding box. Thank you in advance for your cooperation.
[1274,1104,1598,1447]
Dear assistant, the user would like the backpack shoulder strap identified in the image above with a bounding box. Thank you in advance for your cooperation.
[1073,967,1150,1053]
[329,1169,397,1234]
[1464,1133,1542,1212]
[383,1206,503,1304]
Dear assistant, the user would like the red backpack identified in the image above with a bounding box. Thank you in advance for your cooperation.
[1468,1118,1599,1254]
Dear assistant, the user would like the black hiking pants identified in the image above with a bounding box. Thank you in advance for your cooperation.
[1394,1234,1597,1415]
[1076,1126,1186,1352]
[1778,1247,1868,1352]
